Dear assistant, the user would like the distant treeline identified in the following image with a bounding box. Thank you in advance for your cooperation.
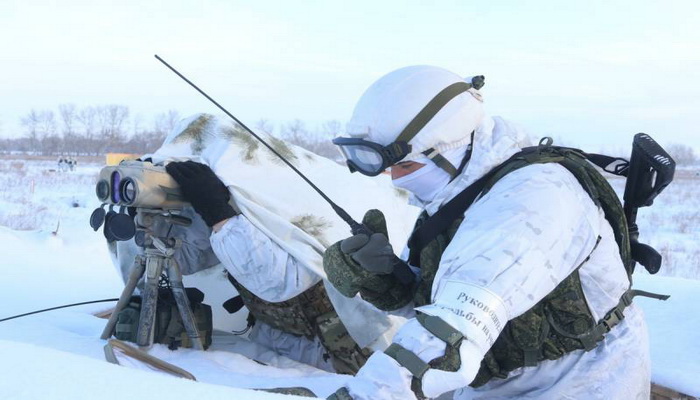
[0,105,177,156]
[0,104,343,160]
[3,104,694,165]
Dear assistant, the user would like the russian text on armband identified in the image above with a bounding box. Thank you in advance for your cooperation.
[415,281,508,354]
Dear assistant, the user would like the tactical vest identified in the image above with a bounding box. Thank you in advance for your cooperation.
[227,275,371,375]
[404,144,662,388]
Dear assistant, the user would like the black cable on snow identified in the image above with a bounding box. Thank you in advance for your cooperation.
[0,298,119,323]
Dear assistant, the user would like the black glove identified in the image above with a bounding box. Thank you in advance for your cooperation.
[340,233,396,274]
[323,209,413,311]
[165,161,238,226]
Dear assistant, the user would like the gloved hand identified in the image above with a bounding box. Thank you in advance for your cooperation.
[323,209,412,311]
[165,161,238,226]
[340,233,395,275]
[328,318,481,400]
[327,352,417,400]
[341,209,397,274]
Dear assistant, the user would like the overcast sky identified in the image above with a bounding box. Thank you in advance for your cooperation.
[1,0,698,152]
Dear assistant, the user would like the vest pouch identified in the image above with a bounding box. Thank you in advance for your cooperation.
[114,288,212,350]
[159,288,212,350]
[315,311,370,375]
[504,303,550,367]
[176,302,213,349]
[115,297,142,343]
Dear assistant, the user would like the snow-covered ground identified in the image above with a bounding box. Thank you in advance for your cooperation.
[0,156,698,399]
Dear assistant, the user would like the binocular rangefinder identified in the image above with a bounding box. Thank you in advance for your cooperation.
[96,160,187,209]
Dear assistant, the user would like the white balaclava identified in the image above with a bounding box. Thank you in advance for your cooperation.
[392,146,468,203]
[346,65,485,202]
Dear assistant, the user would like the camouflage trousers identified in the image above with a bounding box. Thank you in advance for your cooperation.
[230,277,370,374]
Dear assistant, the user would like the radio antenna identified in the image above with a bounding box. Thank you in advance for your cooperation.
[154,55,360,229]
[155,55,415,284]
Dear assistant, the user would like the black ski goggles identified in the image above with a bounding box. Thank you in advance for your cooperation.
[332,137,411,176]
[334,80,480,177]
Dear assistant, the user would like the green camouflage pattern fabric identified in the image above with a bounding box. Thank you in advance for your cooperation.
[230,278,370,374]
[316,311,372,374]
[171,114,214,155]
[231,279,333,338]
[409,145,631,388]
[257,387,317,397]
[327,387,354,400]
[469,269,596,387]
[115,292,213,350]
[323,209,413,311]
[412,213,464,308]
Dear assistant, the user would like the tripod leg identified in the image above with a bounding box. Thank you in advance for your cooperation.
[167,258,204,350]
[101,256,145,340]
[136,254,164,347]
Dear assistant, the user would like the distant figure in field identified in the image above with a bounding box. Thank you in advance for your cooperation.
[57,157,67,172]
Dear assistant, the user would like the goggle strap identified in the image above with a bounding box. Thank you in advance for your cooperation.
[422,148,458,178]
[385,141,412,163]
[395,81,472,144]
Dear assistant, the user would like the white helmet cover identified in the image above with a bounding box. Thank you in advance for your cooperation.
[346,65,485,162]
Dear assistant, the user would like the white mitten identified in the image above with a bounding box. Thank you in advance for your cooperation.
[392,318,482,398]
[344,352,417,400]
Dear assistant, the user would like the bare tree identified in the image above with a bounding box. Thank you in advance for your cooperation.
[58,104,78,154]
[37,110,56,139]
[321,120,342,138]
[277,119,341,160]
[281,119,307,143]
[105,105,129,145]
[255,118,274,135]
[153,109,181,136]
[666,143,697,166]
[21,109,41,151]
[77,106,98,155]
[131,113,144,136]
[58,104,77,136]
[21,109,56,155]
[93,105,129,152]
[312,120,343,160]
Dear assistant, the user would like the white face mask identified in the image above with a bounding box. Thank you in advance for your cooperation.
[391,161,452,203]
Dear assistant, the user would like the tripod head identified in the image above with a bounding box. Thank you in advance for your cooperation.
[132,209,192,253]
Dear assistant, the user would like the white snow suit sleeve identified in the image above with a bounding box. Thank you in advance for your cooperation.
[210,214,322,302]
[343,163,604,399]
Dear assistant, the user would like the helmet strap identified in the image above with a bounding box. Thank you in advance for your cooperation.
[421,148,458,177]
[422,130,476,179]
[395,81,472,144]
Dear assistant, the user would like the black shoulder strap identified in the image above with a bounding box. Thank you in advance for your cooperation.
[407,147,539,266]
[407,145,632,270]
[582,152,629,176]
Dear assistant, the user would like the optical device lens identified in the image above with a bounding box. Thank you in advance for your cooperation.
[110,172,121,203]
[96,179,110,201]
[120,178,136,205]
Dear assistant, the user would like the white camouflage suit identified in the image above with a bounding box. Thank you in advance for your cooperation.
[337,66,651,399]
[211,215,337,371]
[110,113,420,375]
[111,209,337,370]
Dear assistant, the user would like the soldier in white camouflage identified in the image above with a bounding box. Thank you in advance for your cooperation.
[324,66,652,399]
[165,141,371,376]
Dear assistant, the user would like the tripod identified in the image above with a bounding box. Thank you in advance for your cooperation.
[101,210,204,350]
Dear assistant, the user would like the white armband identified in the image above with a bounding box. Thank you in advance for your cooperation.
[416,281,508,355]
